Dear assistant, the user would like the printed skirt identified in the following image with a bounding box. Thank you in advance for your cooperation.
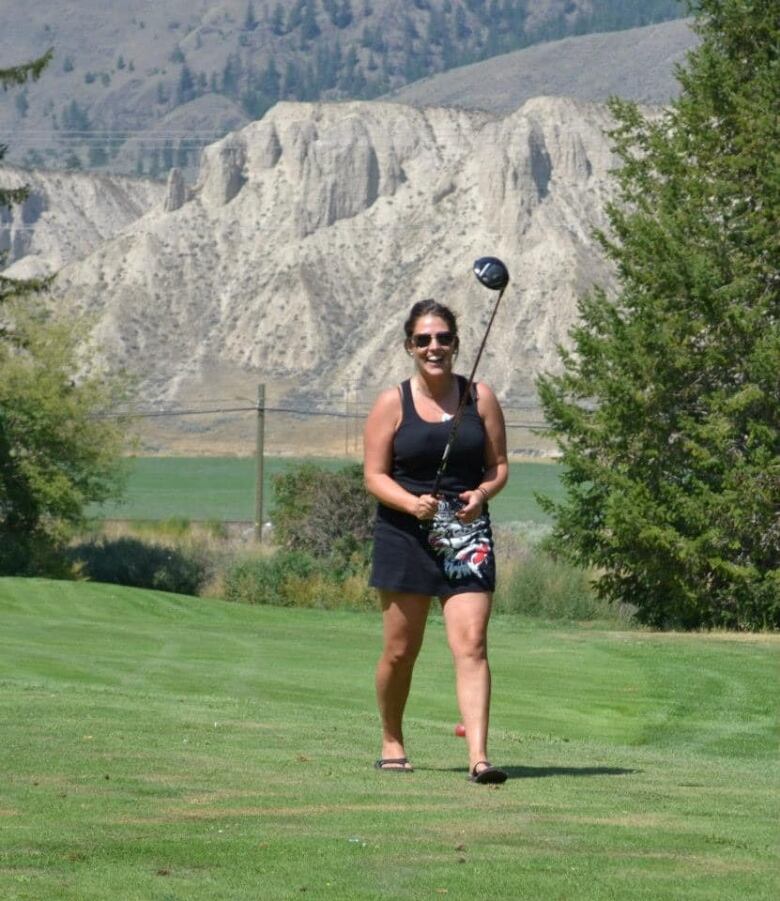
[370,497,496,598]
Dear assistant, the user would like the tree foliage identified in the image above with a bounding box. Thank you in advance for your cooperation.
[0,50,53,291]
[272,463,374,565]
[1,52,128,574]
[537,0,779,630]
[0,305,128,574]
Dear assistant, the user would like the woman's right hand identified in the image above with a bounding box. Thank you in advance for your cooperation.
[411,493,440,521]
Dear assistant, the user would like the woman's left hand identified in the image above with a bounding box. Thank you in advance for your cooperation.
[456,489,485,523]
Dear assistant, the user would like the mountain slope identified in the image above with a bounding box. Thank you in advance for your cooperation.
[0,1,686,176]
[387,17,698,113]
[49,97,619,417]
[0,166,164,278]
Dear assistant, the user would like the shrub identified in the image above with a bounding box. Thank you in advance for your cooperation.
[494,548,617,622]
[223,550,374,610]
[68,536,209,595]
[272,463,374,563]
[131,517,192,539]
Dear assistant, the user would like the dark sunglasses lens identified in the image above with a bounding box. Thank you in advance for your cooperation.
[412,332,453,348]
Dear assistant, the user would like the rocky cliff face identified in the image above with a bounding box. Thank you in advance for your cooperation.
[0,167,164,279]
[44,97,618,410]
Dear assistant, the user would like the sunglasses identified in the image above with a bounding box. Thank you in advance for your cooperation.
[410,331,455,348]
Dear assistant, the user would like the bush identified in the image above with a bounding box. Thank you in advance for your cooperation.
[68,536,209,595]
[130,517,192,539]
[223,550,375,610]
[272,463,374,563]
[494,548,618,622]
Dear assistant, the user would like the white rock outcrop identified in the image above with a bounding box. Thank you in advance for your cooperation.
[0,166,164,278]
[163,168,189,213]
[46,98,619,407]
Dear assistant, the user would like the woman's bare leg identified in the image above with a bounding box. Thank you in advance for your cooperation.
[441,591,493,773]
[375,591,431,768]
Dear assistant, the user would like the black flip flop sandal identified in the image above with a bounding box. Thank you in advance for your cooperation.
[469,760,507,784]
[374,757,414,773]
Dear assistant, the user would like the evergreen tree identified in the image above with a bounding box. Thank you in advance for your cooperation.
[15,89,29,118]
[270,3,286,35]
[537,0,779,630]
[221,54,242,97]
[175,140,189,169]
[1,50,53,303]
[334,0,354,29]
[282,60,300,98]
[1,51,126,574]
[88,141,108,167]
[243,1,258,31]
[260,58,281,100]
[176,64,195,104]
[300,0,321,43]
[286,0,305,33]
[147,147,161,179]
[162,139,175,171]
[61,99,91,132]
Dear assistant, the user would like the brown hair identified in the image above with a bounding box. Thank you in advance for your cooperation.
[403,299,458,339]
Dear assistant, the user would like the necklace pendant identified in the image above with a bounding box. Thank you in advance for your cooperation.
[441,413,453,422]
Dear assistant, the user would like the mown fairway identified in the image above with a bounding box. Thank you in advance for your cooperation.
[1,579,777,900]
[88,457,564,524]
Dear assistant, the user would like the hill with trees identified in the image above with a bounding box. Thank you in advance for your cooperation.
[0,0,686,177]
[387,16,697,113]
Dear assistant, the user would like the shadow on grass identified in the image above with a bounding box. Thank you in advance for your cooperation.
[424,765,639,779]
[502,765,639,779]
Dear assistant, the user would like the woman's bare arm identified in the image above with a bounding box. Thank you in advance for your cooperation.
[456,382,509,520]
[363,387,439,520]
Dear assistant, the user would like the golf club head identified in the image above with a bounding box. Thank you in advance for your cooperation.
[473,256,509,291]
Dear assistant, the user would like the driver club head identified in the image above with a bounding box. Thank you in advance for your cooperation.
[473,256,509,291]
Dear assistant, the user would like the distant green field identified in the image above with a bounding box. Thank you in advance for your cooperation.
[1,578,777,899]
[89,457,564,525]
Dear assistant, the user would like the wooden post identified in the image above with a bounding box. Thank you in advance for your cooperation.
[254,383,265,543]
[344,385,350,456]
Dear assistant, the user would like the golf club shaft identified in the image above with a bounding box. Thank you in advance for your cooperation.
[431,284,506,496]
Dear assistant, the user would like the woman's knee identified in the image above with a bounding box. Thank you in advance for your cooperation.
[449,630,488,663]
[382,637,423,668]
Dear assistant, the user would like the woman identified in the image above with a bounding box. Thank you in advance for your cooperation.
[363,299,509,784]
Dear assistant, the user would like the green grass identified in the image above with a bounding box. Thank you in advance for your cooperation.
[1,579,777,899]
[88,457,564,525]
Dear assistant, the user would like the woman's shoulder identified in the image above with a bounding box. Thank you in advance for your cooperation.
[473,380,497,401]
[455,375,497,402]
[471,380,502,416]
[368,383,406,418]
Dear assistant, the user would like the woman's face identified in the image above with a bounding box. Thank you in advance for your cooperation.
[407,314,457,377]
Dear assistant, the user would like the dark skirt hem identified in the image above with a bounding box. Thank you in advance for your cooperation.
[370,502,496,598]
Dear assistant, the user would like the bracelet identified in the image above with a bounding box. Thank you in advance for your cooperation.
[476,486,489,503]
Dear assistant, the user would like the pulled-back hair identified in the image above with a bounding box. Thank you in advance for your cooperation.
[403,299,458,339]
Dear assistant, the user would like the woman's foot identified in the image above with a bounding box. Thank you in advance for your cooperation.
[469,760,507,784]
[375,757,414,772]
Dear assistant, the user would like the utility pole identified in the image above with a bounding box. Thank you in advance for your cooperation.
[254,383,265,543]
[353,384,361,454]
[344,385,348,456]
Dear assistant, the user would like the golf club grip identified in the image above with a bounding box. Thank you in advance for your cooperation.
[431,285,506,497]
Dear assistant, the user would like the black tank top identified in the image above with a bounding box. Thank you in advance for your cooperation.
[391,376,486,496]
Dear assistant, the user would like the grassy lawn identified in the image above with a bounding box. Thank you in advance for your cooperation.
[87,457,564,525]
[1,578,777,900]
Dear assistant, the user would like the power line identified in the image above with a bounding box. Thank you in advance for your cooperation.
[93,401,545,430]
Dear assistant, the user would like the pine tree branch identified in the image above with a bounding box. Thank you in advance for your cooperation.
[0,49,53,90]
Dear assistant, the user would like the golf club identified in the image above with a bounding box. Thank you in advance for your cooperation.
[430,256,509,497]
